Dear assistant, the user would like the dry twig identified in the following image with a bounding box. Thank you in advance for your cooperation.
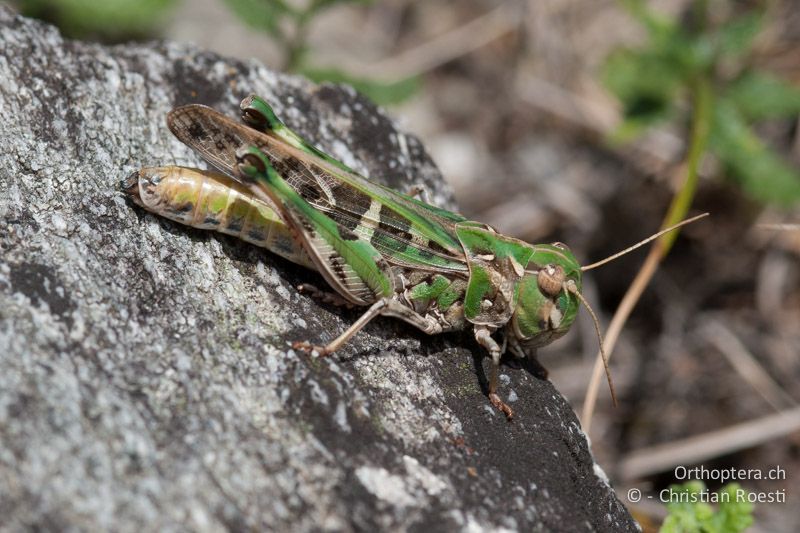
[619,406,800,480]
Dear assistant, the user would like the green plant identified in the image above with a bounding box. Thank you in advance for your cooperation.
[582,0,800,423]
[660,481,754,533]
[220,0,418,105]
[13,0,178,41]
[603,0,800,206]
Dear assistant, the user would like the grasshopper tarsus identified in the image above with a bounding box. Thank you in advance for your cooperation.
[292,340,332,357]
[489,393,514,421]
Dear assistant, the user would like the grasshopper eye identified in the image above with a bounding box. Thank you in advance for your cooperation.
[552,242,569,251]
[537,264,565,297]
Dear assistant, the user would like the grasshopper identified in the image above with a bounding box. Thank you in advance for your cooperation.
[124,95,705,419]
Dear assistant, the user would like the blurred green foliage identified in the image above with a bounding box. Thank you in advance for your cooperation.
[13,0,177,41]
[302,68,420,106]
[604,0,800,206]
[10,0,419,105]
[660,481,754,533]
[221,0,418,105]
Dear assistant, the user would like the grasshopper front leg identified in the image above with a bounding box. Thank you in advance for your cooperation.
[475,325,514,420]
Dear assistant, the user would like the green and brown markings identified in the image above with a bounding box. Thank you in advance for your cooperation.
[125,94,707,419]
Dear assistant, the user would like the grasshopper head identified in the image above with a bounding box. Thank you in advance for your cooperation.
[507,214,708,406]
[510,243,582,350]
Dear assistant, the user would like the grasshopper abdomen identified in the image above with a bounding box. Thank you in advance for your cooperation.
[123,166,314,269]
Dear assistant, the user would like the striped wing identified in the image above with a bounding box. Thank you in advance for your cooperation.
[167,104,469,274]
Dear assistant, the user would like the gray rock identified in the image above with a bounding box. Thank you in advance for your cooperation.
[0,7,637,532]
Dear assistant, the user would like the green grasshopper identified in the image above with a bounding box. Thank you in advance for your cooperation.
[124,95,705,419]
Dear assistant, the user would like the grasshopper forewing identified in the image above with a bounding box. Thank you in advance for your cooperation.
[126,95,707,419]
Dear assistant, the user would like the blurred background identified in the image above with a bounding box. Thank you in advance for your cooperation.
[7,0,800,530]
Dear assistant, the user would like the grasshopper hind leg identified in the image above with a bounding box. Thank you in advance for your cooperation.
[293,297,444,356]
[240,95,356,173]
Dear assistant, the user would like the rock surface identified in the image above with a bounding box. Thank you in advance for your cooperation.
[0,7,636,532]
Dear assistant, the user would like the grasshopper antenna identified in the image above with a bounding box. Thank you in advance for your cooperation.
[581,213,709,272]
[571,212,708,406]
[565,280,617,407]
